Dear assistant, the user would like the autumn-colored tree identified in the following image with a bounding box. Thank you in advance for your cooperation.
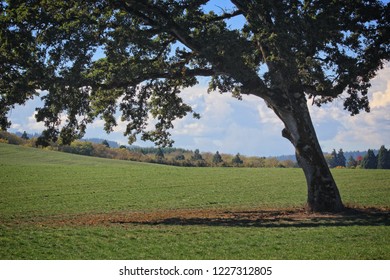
[356,155,364,166]
[347,156,358,168]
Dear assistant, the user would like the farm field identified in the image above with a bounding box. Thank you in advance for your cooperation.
[0,143,389,259]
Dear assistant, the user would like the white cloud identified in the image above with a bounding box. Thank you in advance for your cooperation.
[9,111,46,133]
[256,102,282,127]
[90,119,105,129]
[308,65,390,152]
[333,107,390,150]
[370,66,390,108]
[27,112,47,131]
[169,87,292,156]
[10,123,22,131]
[112,118,128,134]
[173,122,207,136]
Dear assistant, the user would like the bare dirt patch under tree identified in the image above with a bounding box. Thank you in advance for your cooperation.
[8,206,389,228]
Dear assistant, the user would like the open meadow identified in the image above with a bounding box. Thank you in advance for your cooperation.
[1,143,389,259]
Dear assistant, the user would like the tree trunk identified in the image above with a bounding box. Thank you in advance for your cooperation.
[269,93,344,212]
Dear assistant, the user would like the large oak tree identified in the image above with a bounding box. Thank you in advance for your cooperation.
[1,0,389,212]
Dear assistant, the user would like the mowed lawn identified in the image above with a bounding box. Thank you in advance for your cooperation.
[1,143,389,259]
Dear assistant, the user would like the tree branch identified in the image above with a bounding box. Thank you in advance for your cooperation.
[204,9,243,23]
[96,66,215,90]
[115,1,271,100]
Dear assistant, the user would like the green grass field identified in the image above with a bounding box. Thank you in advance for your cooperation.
[1,143,389,259]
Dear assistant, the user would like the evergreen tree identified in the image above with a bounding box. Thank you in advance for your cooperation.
[21,131,29,140]
[155,148,164,160]
[377,145,390,169]
[329,149,338,168]
[329,149,346,167]
[101,140,110,148]
[346,156,357,168]
[191,149,203,161]
[361,149,377,169]
[212,151,223,165]
[337,149,346,167]
[232,153,243,166]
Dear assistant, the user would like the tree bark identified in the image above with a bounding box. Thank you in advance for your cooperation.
[269,93,344,212]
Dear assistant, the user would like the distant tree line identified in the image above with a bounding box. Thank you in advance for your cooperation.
[327,146,390,169]
[149,147,291,168]
[1,131,389,169]
[0,131,297,168]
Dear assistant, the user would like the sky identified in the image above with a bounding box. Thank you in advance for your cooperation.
[7,63,390,157]
[6,1,390,157]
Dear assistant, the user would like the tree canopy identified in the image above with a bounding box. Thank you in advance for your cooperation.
[1,0,389,145]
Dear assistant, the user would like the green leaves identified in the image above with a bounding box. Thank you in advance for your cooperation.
[118,79,197,146]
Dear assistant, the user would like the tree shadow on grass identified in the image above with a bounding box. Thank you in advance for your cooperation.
[115,207,390,228]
